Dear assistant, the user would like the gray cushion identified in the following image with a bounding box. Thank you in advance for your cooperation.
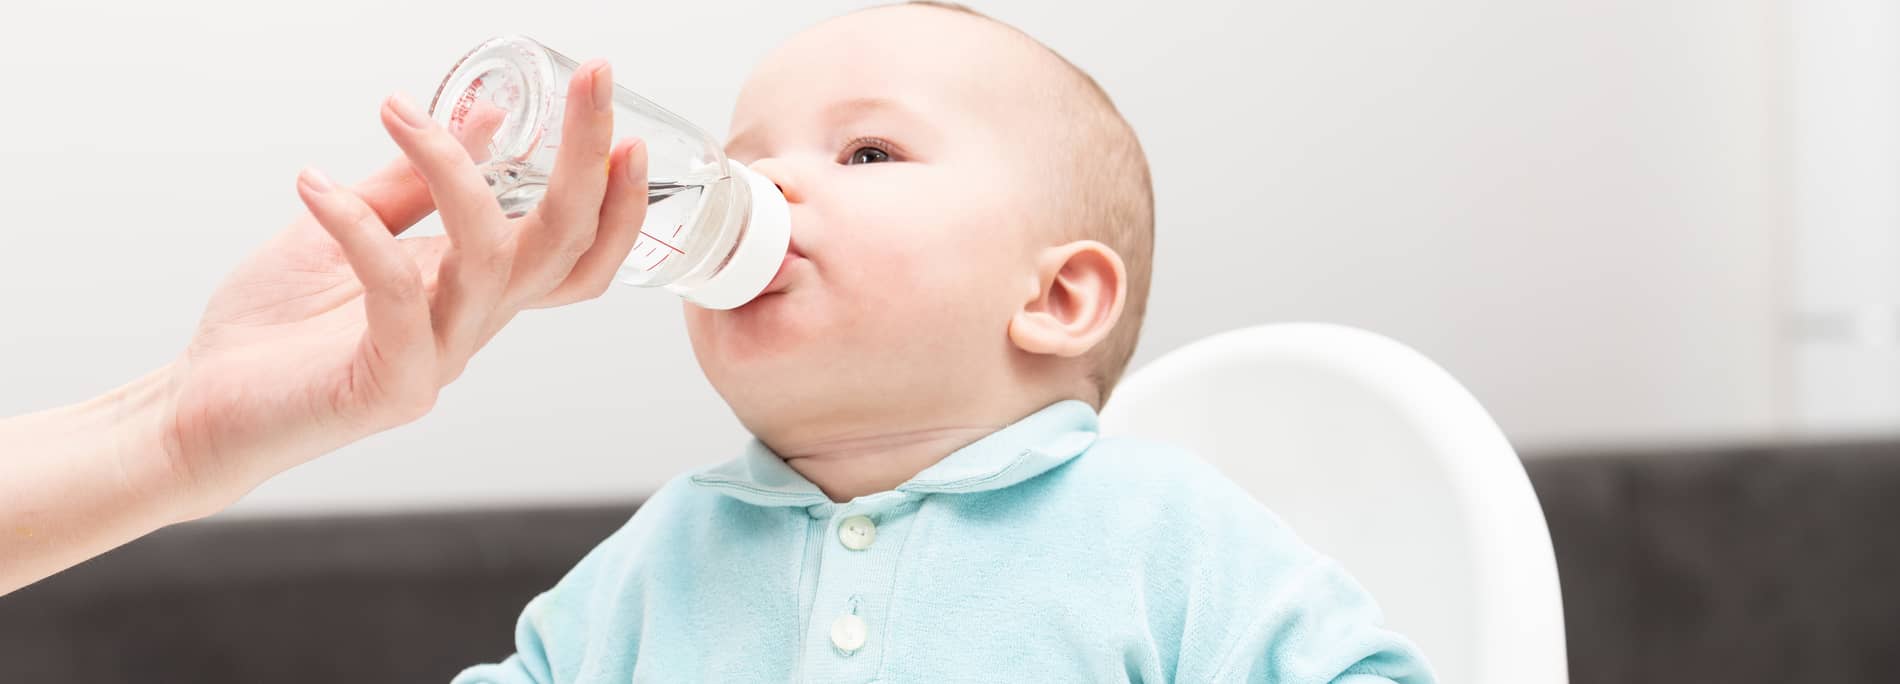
[3,443,1898,683]
[1529,442,1900,684]
[0,507,635,683]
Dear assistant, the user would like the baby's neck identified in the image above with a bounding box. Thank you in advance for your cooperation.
[774,425,1004,502]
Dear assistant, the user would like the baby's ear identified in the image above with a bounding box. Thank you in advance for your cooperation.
[1009,240,1127,357]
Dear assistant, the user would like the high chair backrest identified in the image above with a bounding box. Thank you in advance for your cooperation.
[1098,323,1568,683]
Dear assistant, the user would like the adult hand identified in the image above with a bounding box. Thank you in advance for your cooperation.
[160,59,649,518]
[0,58,650,597]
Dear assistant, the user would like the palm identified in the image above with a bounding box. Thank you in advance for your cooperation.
[170,217,445,488]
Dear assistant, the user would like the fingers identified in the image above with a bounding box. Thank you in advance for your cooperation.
[380,94,508,253]
[379,93,513,366]
[348,102,505,236]
[366,65,625,386]
[511,60,617,304]
[294,168,435,398]
[531,138,649,308]
[449,101,509,163]
[343,158,435,236]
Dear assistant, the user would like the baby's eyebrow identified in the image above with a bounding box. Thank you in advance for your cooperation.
[725,96,936,159]
[825,96,941,147]
[826,96,909,120]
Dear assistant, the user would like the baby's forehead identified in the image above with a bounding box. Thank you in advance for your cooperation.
[734,6,1074,125]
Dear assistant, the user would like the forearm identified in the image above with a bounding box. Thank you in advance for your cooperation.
[0,364,195,596]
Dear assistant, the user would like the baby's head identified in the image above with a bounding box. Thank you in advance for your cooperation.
[685,2,1153,446]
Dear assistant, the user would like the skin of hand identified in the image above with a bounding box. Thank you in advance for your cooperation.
[165,61,651,517]
[0,59,647,596]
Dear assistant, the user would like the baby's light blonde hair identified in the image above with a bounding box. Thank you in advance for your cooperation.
[899,1,1157,406]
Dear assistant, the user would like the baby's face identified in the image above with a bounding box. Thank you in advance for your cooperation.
[685,6,1062,442]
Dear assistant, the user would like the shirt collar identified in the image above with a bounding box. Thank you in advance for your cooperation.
[688,400,1100,508]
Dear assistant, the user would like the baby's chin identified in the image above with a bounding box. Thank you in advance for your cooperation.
[687,300,842,428]
[685,289,821,370]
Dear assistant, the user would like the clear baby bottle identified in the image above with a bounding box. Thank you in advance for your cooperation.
[426,35,789,310]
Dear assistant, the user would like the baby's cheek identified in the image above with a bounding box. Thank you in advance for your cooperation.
[834,225,1009,312]
[834,258,941,322]
[852,262,933,311]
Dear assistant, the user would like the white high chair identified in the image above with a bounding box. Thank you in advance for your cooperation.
[1098,323,1568,683]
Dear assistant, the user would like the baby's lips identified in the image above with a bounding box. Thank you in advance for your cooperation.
[761,254,798,295]
[761,238,808,295]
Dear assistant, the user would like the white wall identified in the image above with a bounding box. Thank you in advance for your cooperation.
[0,0,1791,516]
[1789,0,1900,434]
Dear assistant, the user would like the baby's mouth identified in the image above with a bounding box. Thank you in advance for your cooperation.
[760,241,807,296]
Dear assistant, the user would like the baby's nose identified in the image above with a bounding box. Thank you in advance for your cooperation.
[742,159,802,204]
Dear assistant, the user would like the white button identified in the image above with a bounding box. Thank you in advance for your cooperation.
[831,613,868,653]
[838,515,877,550]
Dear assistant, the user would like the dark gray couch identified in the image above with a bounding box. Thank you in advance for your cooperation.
[4,443,1898,683]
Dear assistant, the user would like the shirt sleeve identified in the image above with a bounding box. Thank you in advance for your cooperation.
[1210,556,1437,684]
[451,592,561,684]
[447,476,696,684]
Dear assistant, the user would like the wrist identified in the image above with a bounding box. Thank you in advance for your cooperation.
[97,360,215,524]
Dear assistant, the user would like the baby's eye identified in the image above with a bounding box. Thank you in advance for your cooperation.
[841,138,896,165]
[848,147,891,165]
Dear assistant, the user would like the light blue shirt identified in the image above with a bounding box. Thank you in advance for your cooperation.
[455,400,1435,683]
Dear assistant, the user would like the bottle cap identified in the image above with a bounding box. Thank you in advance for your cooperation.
[676,161,790,310]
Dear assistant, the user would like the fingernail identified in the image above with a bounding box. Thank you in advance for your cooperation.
[299,168,334,194]
[590,62,613,113]
[624,141,644,185]
[388,94,429,128]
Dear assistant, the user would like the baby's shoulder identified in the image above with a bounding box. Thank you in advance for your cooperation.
[1043,436,1316,555]
[1063,435,1232,488]
[1060,436,1270,515]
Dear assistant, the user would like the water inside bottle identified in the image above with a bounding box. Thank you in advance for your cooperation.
[648,174,727,205]
[484,162,737,285]
[619,169,741,282]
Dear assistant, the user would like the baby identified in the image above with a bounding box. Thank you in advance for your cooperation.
[456,3,1433,682]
